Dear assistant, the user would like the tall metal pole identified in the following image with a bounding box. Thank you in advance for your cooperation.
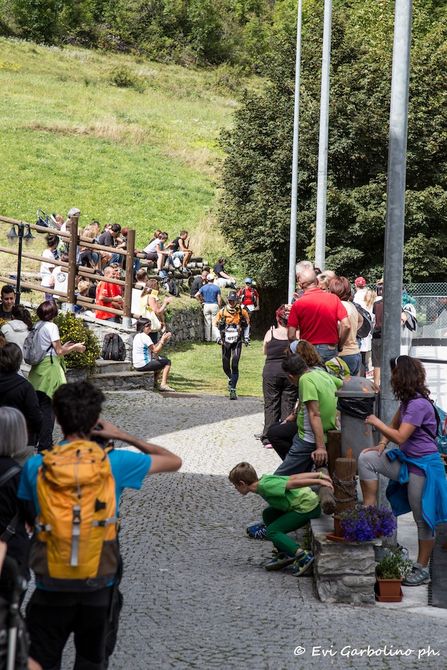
[379,0,413,510]
[288,0,303,303]
[15,224,24,306]
[314,0,332,271]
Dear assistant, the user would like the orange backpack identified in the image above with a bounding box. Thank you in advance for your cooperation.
[30,440,119,591]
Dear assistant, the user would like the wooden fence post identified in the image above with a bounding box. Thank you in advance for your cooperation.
[123,229,136,328]
[67,219,78,309]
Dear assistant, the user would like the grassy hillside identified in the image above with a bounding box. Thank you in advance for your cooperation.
[0,38,238,259]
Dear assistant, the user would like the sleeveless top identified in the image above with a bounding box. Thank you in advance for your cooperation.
[263,328,289,375]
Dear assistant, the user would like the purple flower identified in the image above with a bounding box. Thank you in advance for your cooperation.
[339,506,396,541]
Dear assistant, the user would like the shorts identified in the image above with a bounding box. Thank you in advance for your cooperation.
[371,337,382,367]
[135,356,171,372]
[144,252,158,262]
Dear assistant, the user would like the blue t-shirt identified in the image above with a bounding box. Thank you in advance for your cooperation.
[199,283,221,304]
[18,448,152,515]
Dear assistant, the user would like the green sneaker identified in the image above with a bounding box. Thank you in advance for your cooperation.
[229,388,237,400]
[264,552,296,571]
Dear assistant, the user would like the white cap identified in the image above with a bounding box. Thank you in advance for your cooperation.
[206,273,214,281]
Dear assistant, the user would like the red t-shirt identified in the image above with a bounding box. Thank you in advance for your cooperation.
[288,287,347,345]
[95,281,122,320]
[237,287,259,306]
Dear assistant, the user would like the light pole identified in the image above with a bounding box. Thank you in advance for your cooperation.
[379,0,413,511]
[288,0,304,303]
[314,0,332,271]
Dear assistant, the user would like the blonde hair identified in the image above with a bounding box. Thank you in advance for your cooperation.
[364,289,376,310]
[228,462,258,486]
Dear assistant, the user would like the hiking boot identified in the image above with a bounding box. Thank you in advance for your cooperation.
[159,384,175,392]
[264,551,296,571]
[291,550,315,576]
[246,522,267,540]
[229,388,237,400]
[402,564,430,586]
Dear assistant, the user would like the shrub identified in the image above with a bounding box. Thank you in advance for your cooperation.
[109,66,145,93]
[376,551,413,580]
[54,312,100,369]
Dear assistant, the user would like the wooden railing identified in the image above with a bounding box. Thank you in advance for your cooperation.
[0,215,136,327]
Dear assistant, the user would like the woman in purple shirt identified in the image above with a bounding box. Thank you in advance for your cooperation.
[358,355,441,586]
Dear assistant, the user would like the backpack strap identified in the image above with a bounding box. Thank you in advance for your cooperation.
[418,398,440,441]
[0,466,22,543]
[0,465,21,488]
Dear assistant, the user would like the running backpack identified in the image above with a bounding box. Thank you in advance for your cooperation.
[23,322,51,366]
[30,441,119,591]
[354,303,372,339]
[101,333,126,361]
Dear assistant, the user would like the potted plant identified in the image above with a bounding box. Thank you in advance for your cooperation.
[331,505,397,542]
[375,550,413,602]
[54,312,100,380]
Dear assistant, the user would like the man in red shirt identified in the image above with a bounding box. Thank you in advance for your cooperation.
[95,266,123,322]
[287,269,350,362]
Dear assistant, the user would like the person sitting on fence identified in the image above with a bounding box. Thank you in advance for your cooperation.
[40,234,60,300]
[143,232,171,274]
[78,224,100,270]
[0,305,33,374]
[50,253,69,307]
[95,266,123,323]
[98,223,123,266]
[132,318,174,392]
[60,206,80,233]
[74,279,93,316]
[0,284,16,321]
[169,230,193,269]
[139,279,172,341]
[229,462,331,573]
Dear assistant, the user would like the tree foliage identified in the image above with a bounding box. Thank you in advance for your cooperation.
[219,0,447,287]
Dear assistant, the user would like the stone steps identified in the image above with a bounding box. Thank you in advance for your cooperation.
[90,370,154,391]
[94,360,131,375]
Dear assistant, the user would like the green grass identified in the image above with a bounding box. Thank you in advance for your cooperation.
[0,38,238,259]
[167,340,263,397]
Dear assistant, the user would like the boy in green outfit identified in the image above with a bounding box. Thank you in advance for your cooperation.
[229,462,333,573]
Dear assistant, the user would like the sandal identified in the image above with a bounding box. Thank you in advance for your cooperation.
[402,564,430,586]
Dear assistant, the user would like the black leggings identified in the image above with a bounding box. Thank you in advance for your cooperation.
[222,341,242,389]
[135,357,170,372]
[267,421,297,461]
[36,391,55,452]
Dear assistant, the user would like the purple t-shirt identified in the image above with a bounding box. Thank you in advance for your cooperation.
[399,397,438,474]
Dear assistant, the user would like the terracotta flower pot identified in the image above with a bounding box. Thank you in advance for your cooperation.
[375,579,403,602]
[334,516,343,538]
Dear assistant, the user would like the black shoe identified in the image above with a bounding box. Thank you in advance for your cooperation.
[229,388,237,400]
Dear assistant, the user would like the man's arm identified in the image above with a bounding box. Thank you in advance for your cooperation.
[91,420,182,474]
[306,399,327,466]
[338,317,350,349]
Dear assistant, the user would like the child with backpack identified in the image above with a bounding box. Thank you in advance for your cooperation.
[18,381,181,670]
[229,462,332,574]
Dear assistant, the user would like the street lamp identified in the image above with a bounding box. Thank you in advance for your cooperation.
[6,222,34,304]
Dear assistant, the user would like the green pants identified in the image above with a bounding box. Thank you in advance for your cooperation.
[262,504,321,557]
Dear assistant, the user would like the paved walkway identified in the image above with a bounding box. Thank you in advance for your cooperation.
[66,391,447,669]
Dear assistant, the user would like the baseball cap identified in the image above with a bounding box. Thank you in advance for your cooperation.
[206,273,214,281]
[354,276,366,288]
[228,291,238,301]
[244,277,253,284]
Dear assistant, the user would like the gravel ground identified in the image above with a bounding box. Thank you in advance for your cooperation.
[60,391,447,669]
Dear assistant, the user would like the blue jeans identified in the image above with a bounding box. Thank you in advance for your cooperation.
[274,434,316,475]
[340,353,361,376]
[314,344,338,363]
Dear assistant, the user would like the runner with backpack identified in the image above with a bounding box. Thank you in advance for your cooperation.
[237,278,259,313]
[18,380,182,670]
[214,292,250,400]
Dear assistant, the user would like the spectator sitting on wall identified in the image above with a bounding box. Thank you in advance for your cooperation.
[132,318,175,392]
[0,284,16,320]
[213,258,236,288]
[60,206,80,233]
[95,266,123,323]
[142,232,171,275]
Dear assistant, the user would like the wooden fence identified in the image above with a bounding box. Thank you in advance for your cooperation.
[0,215,136,327]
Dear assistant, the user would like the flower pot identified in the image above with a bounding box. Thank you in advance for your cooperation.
[375,579,403,602]
[334,516,343,538]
